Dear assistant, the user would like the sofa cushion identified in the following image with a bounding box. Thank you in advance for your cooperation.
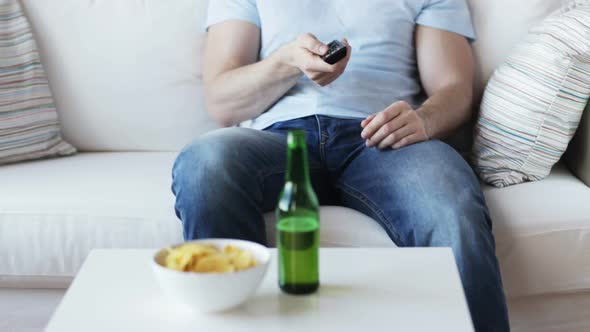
[484,163,590,297]
[0,0,75,165]
[472,2,590,187]
[1,153,589,299]
[19,0,217,152]
[0,153,183,283]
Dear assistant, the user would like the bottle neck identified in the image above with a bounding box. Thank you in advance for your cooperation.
[285,131,311,185]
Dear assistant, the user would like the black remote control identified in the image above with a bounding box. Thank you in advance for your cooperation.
[321,40,347,65]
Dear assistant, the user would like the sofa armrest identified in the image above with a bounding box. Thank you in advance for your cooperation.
[565,103,590,187]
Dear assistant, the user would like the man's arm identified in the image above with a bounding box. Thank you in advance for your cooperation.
[204,21,352,127]
[414,26,475,139]
[361,26,475,149]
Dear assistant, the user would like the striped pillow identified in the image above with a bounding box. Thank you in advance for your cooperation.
[472,0,590,188]
[0,0,75,165]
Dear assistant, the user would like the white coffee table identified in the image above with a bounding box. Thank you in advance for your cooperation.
[45,248,473,332]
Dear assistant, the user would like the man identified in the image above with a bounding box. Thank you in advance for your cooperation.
[172,0,509,331]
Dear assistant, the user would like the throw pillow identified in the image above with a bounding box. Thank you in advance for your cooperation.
[0,0,75,165]
[472,0,590,188]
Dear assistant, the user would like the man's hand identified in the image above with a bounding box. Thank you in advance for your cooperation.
[360,101,430,150]
[277,33,352,86]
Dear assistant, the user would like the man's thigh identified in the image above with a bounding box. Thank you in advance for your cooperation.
[173,127,334,213]
[335,140,489,246]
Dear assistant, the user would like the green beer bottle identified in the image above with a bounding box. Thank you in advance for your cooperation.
[276,130,320,295]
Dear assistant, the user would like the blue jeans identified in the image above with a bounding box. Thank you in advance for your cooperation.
[172,115,509,331]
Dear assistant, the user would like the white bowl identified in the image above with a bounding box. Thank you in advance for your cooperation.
[152,238,270,313]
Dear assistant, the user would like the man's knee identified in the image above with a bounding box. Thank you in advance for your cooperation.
[172,128,251,235]
[172,128,253,190]
[420,197,490,241]
[404,140,479,186]
[396,141,491,246]
[399,184,494,259]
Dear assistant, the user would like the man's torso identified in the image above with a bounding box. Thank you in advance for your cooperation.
[242,0,427,129]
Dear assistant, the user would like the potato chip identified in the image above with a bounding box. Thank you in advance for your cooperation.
[232,251,255,270]
[164,243,258,273]
[195,254,234,273]
[223,245,257,271]
[223,245,242,256]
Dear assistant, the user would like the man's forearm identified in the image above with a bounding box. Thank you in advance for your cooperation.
[416,82,473,139]
[204,53,301,127]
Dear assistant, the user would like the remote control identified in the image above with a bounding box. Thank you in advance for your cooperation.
[321,40,347,65]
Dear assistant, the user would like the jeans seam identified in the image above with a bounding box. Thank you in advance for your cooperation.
[336,181,406,247]
[315,115,327,163]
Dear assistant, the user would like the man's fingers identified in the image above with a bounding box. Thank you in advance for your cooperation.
[315,75,337,87]
[378,125,416,149]
[377,132,400,150]
[308,69,337,86]
[302,51,336,73]
[298,33,328,56]
[361,111,397,141]
[361,114,377,128]
[361,102,408,139]
[299,36,352,86]
[393,133,421,150]
[367,118,408,148]
[342,39,352,63]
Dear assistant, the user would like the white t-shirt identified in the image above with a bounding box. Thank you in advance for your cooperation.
[206,0,476,130]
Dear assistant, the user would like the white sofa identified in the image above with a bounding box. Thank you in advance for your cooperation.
[1,0,589,331]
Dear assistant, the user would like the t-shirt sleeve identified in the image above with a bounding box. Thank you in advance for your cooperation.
[415,0,476,41]
[205,0,261,31]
